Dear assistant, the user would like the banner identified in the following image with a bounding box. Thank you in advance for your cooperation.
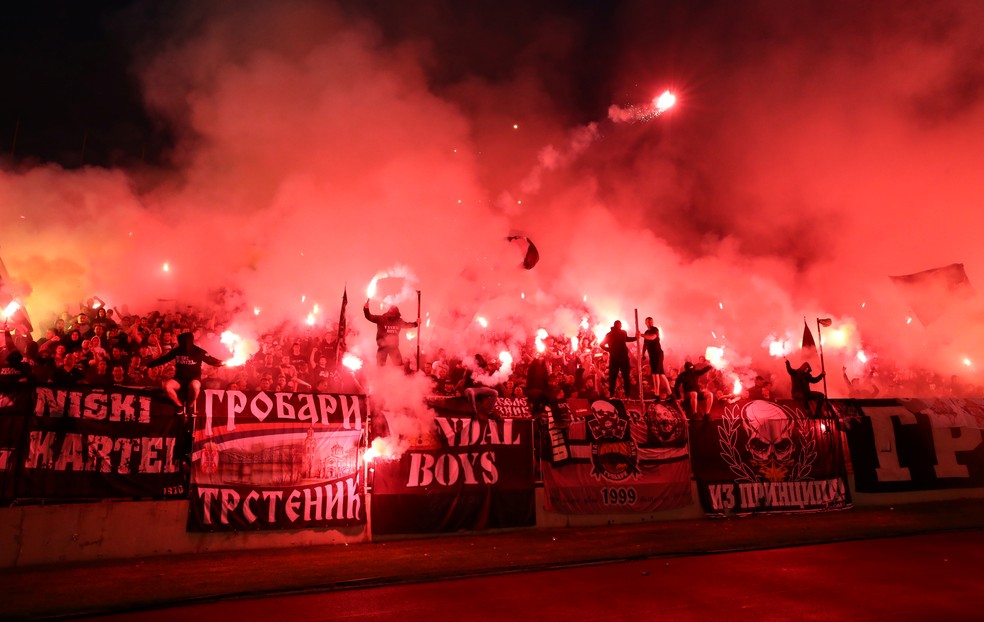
[18,385,188,500]
[839,398,984,492]
[540,399,693,514]
[494,397,531,418]
[690,399,852,515]
[0,386,32,504]
[187,389,367,532]
[370,398,535,535]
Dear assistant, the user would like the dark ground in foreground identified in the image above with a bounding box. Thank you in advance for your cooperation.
[4,498,984,620]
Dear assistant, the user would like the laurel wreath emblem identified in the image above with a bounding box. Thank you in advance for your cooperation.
[718,403,818,482]
[719,407,758,482]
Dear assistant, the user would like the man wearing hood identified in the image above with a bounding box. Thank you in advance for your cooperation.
[673,361,713,420]
[147,331,224,416]
[786,358,826,416]
[364,300,418,367]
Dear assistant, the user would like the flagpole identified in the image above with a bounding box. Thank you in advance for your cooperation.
[816,318,828,397]
[416,290,422,373]
[634,308,643,401]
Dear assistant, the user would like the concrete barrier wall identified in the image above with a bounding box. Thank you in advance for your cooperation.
[0,499,366,568]
[5,477,984,569]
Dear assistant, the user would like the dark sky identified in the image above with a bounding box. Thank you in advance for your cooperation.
[0,2,158,166]
[0,0,631,168]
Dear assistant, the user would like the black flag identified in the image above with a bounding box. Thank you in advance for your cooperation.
[336,287,348,360]
[506,235,540,270]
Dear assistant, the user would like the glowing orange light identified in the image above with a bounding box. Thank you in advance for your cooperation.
[343,353,363,371]
[705,346,726,369]
[220,330,256,367]
[767,338,788,358]
[655,90,677,112]
[477,316,488,328]
[1,300,21,319]
[593,323,608,342]
[364,437,399,463]
[162,262,170,273]
[827,329,847,347]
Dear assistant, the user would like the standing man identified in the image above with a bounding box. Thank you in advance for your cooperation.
[641,317,671,399]
[146,332,224,416]
[600,320,636,398]
[364,300,418,367]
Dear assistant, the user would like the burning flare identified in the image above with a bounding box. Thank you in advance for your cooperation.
[366,265,418,306]
[342,353,363,371]
[705,346,726,369]
[1,300,21,320]
[655,90,677,113]
[220,330,258,367]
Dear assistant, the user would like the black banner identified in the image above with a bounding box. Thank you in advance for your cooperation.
[371,398,535,535]
[17,385,188,500]
[187,389,367,531]
[690,399,852,515]
[0,387,32,504]
[839,398,984,492]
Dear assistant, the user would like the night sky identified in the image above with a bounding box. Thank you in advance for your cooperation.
[2,0,983,388]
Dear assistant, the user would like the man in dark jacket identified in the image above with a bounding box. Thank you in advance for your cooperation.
[0,351,32,384]
[146,332,224,415]
[601,320,637,398]
[363,300,417,367]
[786,359,826,416]
[674,361,713,419]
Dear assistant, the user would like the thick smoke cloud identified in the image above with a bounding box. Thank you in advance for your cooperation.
[1,0,984,393]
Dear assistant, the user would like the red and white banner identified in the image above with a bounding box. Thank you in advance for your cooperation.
[187,389,367,532]
[541,399,693,514]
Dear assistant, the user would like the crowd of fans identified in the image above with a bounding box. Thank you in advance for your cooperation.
[1,300,981,403]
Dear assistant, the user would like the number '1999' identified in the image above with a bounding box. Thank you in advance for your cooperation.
[601,487,637,505]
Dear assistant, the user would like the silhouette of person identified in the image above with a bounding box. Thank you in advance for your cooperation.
[601,320,636,398]
[363,300,418,366]
[147,332,224,416]
[786,359,826,416]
